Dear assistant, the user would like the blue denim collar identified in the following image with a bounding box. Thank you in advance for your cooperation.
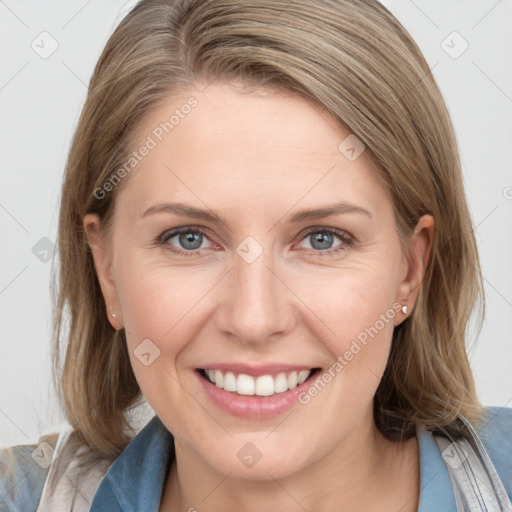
[416,426,457,511]
[91,415,174,511]
[91,416,456,511]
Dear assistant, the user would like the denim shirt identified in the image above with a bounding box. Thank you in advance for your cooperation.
[1,406,511,511]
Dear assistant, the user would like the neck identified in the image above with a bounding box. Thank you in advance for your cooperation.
[161,409,419,512]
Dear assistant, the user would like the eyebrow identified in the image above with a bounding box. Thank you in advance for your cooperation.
[140,201,372,223]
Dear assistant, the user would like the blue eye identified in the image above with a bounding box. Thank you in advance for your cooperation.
[297,228,353,256]
[173,231,203,250]
[158,227,210,256]
[305,231,336,250]
[157,226,353,257]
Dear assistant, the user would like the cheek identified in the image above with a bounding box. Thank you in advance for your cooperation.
[296,260,400,404]
[302,260,399,349]
[294,278,398,432]
[116,242,191,326]
[115,252,219,366]
[115,261,211,417]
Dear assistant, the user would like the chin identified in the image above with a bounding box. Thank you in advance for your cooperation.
[194,432,319,481]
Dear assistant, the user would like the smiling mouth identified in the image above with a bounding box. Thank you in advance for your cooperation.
[197,368,321,397]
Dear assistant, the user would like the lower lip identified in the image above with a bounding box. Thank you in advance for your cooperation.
[196,370,318,419]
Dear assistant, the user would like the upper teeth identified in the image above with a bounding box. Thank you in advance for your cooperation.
[205,369,311,396]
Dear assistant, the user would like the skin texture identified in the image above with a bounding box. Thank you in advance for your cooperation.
[84,82,433,512]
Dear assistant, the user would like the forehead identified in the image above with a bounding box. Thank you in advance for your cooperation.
[116,82,389,219]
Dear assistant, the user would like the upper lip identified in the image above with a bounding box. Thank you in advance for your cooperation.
[196,363,318,377]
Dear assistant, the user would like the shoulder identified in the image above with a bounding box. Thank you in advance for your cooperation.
[1,425,114,512]
[0,431,59,512]
[476,405,512,498]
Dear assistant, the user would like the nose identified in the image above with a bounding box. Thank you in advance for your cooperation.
[215,239,295,345]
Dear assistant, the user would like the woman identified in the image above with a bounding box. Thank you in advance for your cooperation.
[1,0,511,511]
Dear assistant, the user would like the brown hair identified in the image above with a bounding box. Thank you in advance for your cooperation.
[52,0,484,461]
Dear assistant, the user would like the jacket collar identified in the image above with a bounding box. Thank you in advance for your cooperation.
[91,415,174,511]
[416,426,457,510]
[91,416,456,511]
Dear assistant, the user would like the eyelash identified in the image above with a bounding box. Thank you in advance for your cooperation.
[156,226,354,258]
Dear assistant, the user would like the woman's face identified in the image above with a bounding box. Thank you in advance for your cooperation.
[86,82,431,480]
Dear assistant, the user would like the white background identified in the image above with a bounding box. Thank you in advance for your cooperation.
[1,0,511,446]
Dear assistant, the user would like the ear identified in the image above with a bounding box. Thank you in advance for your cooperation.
[83,213,124,330]
[395,214,434,324]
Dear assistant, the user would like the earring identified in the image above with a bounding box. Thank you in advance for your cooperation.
[109,306,117,318]
[401,305,408,314]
